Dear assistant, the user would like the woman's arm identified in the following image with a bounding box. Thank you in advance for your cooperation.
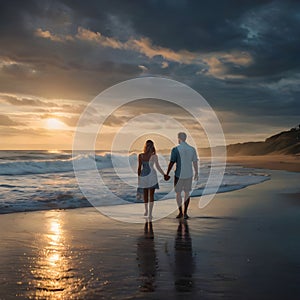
[137,154,142,176]
[154,155,165,176]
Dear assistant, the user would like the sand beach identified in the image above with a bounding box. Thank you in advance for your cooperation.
[0,169,299,299]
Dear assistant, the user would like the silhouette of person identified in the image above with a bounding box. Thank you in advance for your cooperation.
[174,219,195,292]
[166,132,198,219]
[137,220,157,292]
[137,140,169,217]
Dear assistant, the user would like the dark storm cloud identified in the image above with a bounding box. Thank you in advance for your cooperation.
[0,0,143,99]
[0,0,299,134]
[58,0,300,77]
[225,1,300,79]
[186,75,300,135]
[60,0,267,51]
[2,0,298,78]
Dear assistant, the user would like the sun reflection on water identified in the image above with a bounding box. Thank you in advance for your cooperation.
[28,212,82,299]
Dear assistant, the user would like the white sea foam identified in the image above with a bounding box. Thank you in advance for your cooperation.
[0,153,119,175]
[0,151,270,214]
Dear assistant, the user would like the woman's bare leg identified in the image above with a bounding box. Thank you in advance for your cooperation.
[149,188,155,217]
[143,188,149,216]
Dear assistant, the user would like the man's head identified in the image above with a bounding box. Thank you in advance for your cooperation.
[178,132,187,144]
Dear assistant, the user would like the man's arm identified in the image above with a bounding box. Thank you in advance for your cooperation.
[166,161,175,177]
[193,160,198,181]
[165,148,177,180]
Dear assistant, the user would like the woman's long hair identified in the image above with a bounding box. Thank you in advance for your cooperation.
[143,140,156,157]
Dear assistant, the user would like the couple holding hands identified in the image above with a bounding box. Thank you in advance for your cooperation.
[137,132,198,219]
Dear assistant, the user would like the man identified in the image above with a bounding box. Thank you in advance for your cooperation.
[165,132,198,219]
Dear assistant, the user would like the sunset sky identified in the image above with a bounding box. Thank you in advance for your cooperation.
[0,0,299,150]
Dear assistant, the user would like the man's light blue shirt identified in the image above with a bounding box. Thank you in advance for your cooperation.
[170,142,198,178]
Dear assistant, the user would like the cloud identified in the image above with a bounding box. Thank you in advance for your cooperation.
[76,26,122,48]
[37,26,200,64]
[40,109,98,127]
[138,65,148,72]
[0,56,38,78]
[161,61,168,69]
[128,37,198,64]
[36,26,253,78]
[262,74,300,93]
[0,115,24,126]
[0,127,52,137]
[103,114,130,127]
[104,99,206,134]
[0,53,141,100]
[0,0,299,146]
[0,94,91,114]
[202,51,252,79]
[35,28,64,42]
[1,94,53,107]
[58,115,80,127]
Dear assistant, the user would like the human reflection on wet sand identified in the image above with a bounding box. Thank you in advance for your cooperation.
[174,219,195,292]
[28,212,80,299]
[137,220,158,292]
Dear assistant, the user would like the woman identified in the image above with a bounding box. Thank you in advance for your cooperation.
[138,140,166,217]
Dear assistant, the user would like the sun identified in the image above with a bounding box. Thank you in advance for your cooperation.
[46,118,65,130]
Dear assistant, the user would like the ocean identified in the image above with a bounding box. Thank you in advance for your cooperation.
[0,150,270,214]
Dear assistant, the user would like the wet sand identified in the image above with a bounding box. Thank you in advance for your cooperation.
[0,170,300,299]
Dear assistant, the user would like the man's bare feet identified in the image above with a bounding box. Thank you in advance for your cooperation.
[176,212,183,219]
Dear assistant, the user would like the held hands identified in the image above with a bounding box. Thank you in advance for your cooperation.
[164,174,171,181]
[163,174,197,181]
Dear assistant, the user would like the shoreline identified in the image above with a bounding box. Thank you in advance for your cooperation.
[0,154,297,218]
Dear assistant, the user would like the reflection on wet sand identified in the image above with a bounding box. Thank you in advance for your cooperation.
[28,212,81,299]
[137,220,158,292]
[174,219,194,292]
